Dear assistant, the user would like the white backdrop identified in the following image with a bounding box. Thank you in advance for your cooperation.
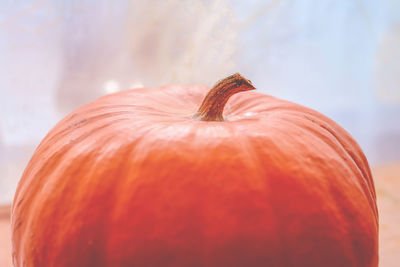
[1,0,400,204]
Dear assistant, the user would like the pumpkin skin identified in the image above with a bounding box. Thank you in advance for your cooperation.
[12,75,378,267]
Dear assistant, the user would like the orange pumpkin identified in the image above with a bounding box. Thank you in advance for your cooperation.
[12,74,378,266]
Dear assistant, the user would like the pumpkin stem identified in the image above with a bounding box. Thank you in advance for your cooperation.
[194,73,255,121]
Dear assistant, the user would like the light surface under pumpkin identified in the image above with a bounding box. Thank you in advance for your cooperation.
[12,74,378,266]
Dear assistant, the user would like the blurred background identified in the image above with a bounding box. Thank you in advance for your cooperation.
[0,0,399,266]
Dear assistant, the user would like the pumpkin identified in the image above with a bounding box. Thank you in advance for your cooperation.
[12,74,378,266]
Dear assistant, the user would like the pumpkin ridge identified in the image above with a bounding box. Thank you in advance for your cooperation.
[301,114,378,222]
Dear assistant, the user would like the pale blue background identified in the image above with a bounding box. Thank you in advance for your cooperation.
[1,0,400,203]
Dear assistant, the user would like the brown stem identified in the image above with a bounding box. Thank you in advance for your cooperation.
[194,73,255,121]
